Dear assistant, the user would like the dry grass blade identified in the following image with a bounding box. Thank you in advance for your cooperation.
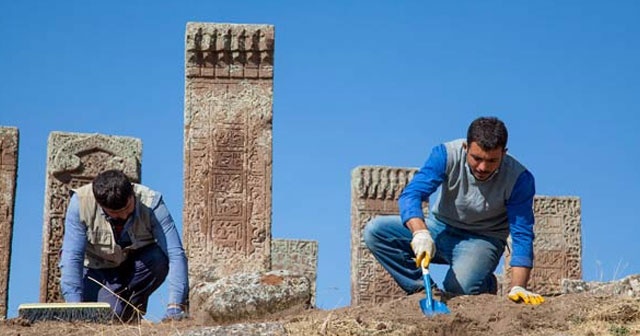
[86,276,145,335]
[319,311,333,335]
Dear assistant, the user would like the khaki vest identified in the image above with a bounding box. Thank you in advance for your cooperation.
[72,183,157,269]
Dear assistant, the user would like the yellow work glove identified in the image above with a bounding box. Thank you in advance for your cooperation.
[507,286,545,305]
[410,229,435,269]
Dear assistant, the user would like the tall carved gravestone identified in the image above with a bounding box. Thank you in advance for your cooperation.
[0,127,18,319]
[503,196,582,295]
[271,239,318,306]
[183,22,274,281]
[350,166,427,306]
[40,132,141,302]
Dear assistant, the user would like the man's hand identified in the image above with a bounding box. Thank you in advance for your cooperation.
[410,229,435,268]
[507,286,545,305]
[162,305,188,322]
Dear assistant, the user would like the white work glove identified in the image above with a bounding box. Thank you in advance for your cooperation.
[508,286,545,305]
[410,229,435,268]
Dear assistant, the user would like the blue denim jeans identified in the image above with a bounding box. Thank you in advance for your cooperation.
[82,244,169,321]
[364,215,504,295]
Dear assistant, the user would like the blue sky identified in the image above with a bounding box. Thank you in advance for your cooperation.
[1,1,639,321]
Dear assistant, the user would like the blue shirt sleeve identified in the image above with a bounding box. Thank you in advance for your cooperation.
[150,195,190,306]
[398,144,447,225]
[506,170,536,268]
[59,194,87,303]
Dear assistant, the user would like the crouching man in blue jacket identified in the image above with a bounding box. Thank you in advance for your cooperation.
[60,169,190,321]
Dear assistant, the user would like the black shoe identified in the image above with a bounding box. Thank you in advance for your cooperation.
[430,283,443,297]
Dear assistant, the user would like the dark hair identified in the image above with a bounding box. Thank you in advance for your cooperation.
[92,169,133,210]
[466,117,508,150]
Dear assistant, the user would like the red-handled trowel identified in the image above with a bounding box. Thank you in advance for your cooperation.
[419,258,450,316]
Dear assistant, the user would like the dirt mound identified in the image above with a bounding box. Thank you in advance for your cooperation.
[286,293,640,335]
[2,293,639,336]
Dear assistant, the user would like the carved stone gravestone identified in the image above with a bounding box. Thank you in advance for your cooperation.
[271,239,318,306]
[350,166,427,306]
[503,196,582,295]
[40,132,141,302]
[0,127,18,319]
[183,22,274,281]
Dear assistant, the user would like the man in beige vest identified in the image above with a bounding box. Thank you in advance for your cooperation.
[59,169,189,321]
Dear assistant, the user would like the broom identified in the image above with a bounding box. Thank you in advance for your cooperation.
[18,302,113,323]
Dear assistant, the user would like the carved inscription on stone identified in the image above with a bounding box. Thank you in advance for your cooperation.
[184,23,274,281]
[503,196,582,295]
[40,132,141,302]
[271,239,318,305]
[0,127,18,319]
[350,166,426,306]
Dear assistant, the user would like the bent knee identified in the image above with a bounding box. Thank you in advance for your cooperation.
[363,216,390,246]
[136,245,169,277]
[363,215,403,248]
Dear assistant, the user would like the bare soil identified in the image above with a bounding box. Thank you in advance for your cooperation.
[2,292,639,336]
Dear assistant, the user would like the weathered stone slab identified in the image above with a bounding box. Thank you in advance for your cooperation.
[183,22,274,282]
[0,127,18,319]
[503,196,582,295]
[179,323,286,336]
[40,132,141,302]
[271,239,318,306]
[350,166,425,306]
[562,274,640,298]
[190,270,309,324]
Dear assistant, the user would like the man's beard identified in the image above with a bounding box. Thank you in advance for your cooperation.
[109,216,130,227]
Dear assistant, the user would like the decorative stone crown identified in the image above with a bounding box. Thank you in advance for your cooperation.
[352,166,418,201]
[186,23,274,79]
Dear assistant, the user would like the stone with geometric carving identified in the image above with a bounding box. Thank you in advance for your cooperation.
[0,127,18,319]
[183,22,274,283]
[271,239,318,306]
[350,166,427,306]
[40,132,141,302]
[502,196,582,295]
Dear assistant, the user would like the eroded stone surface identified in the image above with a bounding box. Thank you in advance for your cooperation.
[190,270,310,324]
[503,196,582,295]
[271,239,318,306]
[179,323,286,336]
[0,127,18,320]
[350,166,423,306]
[40,132,141,302]
[183,22,274,283]
[185,22,274,79]
[562,274,640,298]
